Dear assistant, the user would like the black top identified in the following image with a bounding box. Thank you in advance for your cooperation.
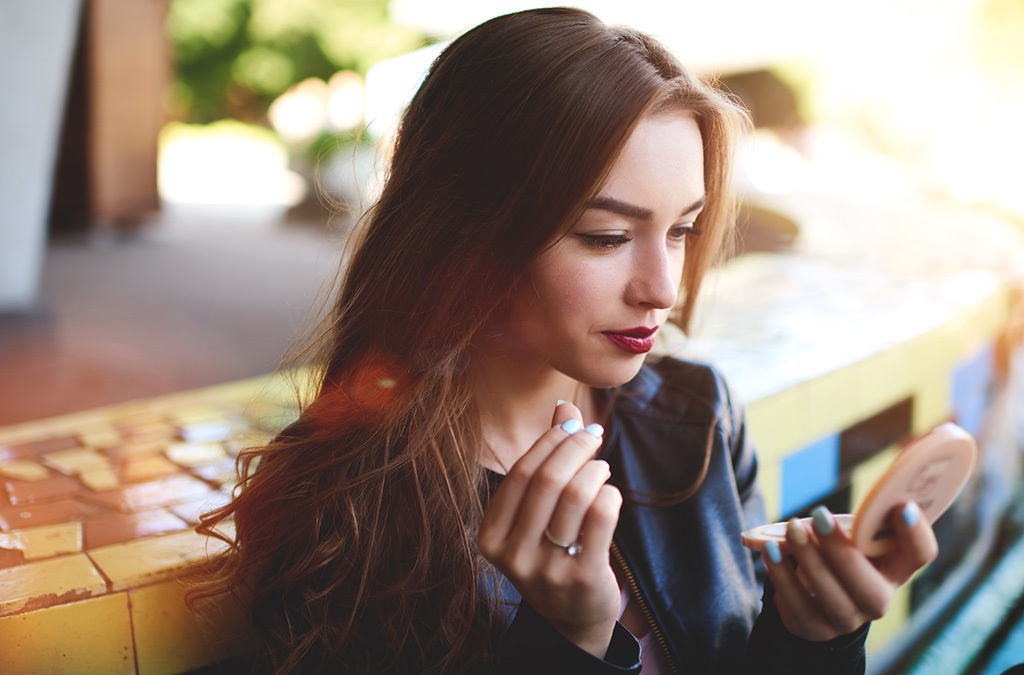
[490,357,869,674]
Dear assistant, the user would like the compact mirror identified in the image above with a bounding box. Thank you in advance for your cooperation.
[741,422,977,556]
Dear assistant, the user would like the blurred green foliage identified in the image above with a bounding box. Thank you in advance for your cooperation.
[167,0,426,123]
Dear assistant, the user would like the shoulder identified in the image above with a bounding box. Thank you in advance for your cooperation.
[606,356,751,470]
[602,356,751,501]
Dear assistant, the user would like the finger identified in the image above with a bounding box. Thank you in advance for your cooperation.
[788,511,866,633]
[544,459,611,547]
[479,422,575,550]
[577,483,622,562]
[508,425,604,548]
[807,508,893,621]
[552,400,583,429]
[882,501,939,584]
[762,539,830,637]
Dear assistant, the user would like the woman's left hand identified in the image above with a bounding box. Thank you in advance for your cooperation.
[763,502,938,642]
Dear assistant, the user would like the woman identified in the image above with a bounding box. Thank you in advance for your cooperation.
[192,7,938,673]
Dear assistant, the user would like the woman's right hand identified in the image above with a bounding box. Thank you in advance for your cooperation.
[477,403,623,658]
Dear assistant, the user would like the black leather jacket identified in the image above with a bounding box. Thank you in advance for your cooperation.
[493,357,869,674]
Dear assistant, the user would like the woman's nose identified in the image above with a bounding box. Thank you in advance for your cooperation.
[626,244,679,310]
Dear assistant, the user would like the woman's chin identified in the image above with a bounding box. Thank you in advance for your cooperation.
[572,358,647,390]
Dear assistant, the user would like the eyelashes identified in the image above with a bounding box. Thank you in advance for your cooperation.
[577,233,632,249]
[671,226,702,240]
[576,227,702,250]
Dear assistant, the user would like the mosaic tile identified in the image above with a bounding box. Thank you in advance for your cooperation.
[249,408,300,434]
[166,441,228,467]
[802,365,869,444]
[8,436,82,455]
[169,489,234,525]
[118,421,180,444]
[83,509,189,549]
[0,460,51,482]
[131,580,253,674]
[81,474,213,514]
[114,453,181,483]
[816,483,854,519]
[781,433,841,517]
[108,410,166,429]
[953,343,996,439]
[167,404,226,426]
[42,447,112,475]
[88,523,234,591]
[79,468,121,492]
[0,428,51,448]
[180,419,235,443]
[746,388,806,465]
[912,372,952,434]
[75,424,123,449]
[758,459,782,522]
[850,447,900,516]
[223,436,266,457]
[23,417,90,441]
[191,459,239,488]
[4,475,83,505]
[839,398,912,473]
[0,593,134,673]
[0,547,25,568]
[102,439,172,459]
[0,499,104,530]
[0,554,107,616]
[0,522,82,562]
[0,445,35,462]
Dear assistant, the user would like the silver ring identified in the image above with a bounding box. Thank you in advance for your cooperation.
[544,529,583,557]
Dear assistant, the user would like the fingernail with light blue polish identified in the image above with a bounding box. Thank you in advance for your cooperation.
[584,423,604,438]
[561,419,582,434]
[812,506,835,536]
[765,540,782,564]
[902,502,920,527]
[556,400,572,406]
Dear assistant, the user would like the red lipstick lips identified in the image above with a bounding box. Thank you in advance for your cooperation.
[602,326,658,354]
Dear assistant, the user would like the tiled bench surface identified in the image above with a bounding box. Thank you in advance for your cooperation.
[0,375,298,674]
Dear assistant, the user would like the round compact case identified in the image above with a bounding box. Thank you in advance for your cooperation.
[742,422,977,556]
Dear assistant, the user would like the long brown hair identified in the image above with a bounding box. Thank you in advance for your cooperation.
[190,7,749,673]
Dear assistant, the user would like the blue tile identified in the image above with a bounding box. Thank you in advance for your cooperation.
[952,344,994,438]
[781,433,840,516]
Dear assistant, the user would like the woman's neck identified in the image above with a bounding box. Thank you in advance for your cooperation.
[472,353,595,474]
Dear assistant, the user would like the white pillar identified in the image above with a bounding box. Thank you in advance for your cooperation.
[0,0,83,312]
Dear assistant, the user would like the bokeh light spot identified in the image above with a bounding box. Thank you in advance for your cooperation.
[307,352,408,432]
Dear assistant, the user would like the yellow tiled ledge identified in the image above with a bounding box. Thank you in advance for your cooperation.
[89,524,234,592]
[0,554,107,616]
[0,593,135,674]
[0,374,294,674]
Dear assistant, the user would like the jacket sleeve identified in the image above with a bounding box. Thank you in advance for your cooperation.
[493,600,641,674]
[746,581,869,675]
[722,374,869,675]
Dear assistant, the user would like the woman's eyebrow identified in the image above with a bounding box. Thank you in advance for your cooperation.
[683,194,707,216]
[586,194,707,220]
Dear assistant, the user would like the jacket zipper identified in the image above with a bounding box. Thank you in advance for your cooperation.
[610,539,681,675]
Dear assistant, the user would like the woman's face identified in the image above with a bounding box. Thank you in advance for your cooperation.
[499,110,706,388]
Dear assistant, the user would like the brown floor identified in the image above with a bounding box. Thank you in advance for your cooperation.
[0,208,347,426]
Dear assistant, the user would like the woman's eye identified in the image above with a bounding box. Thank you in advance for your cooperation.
[669,225,702,241]
[577,233,632,249]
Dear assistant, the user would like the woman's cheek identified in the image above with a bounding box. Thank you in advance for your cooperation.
[546,267,601,315]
